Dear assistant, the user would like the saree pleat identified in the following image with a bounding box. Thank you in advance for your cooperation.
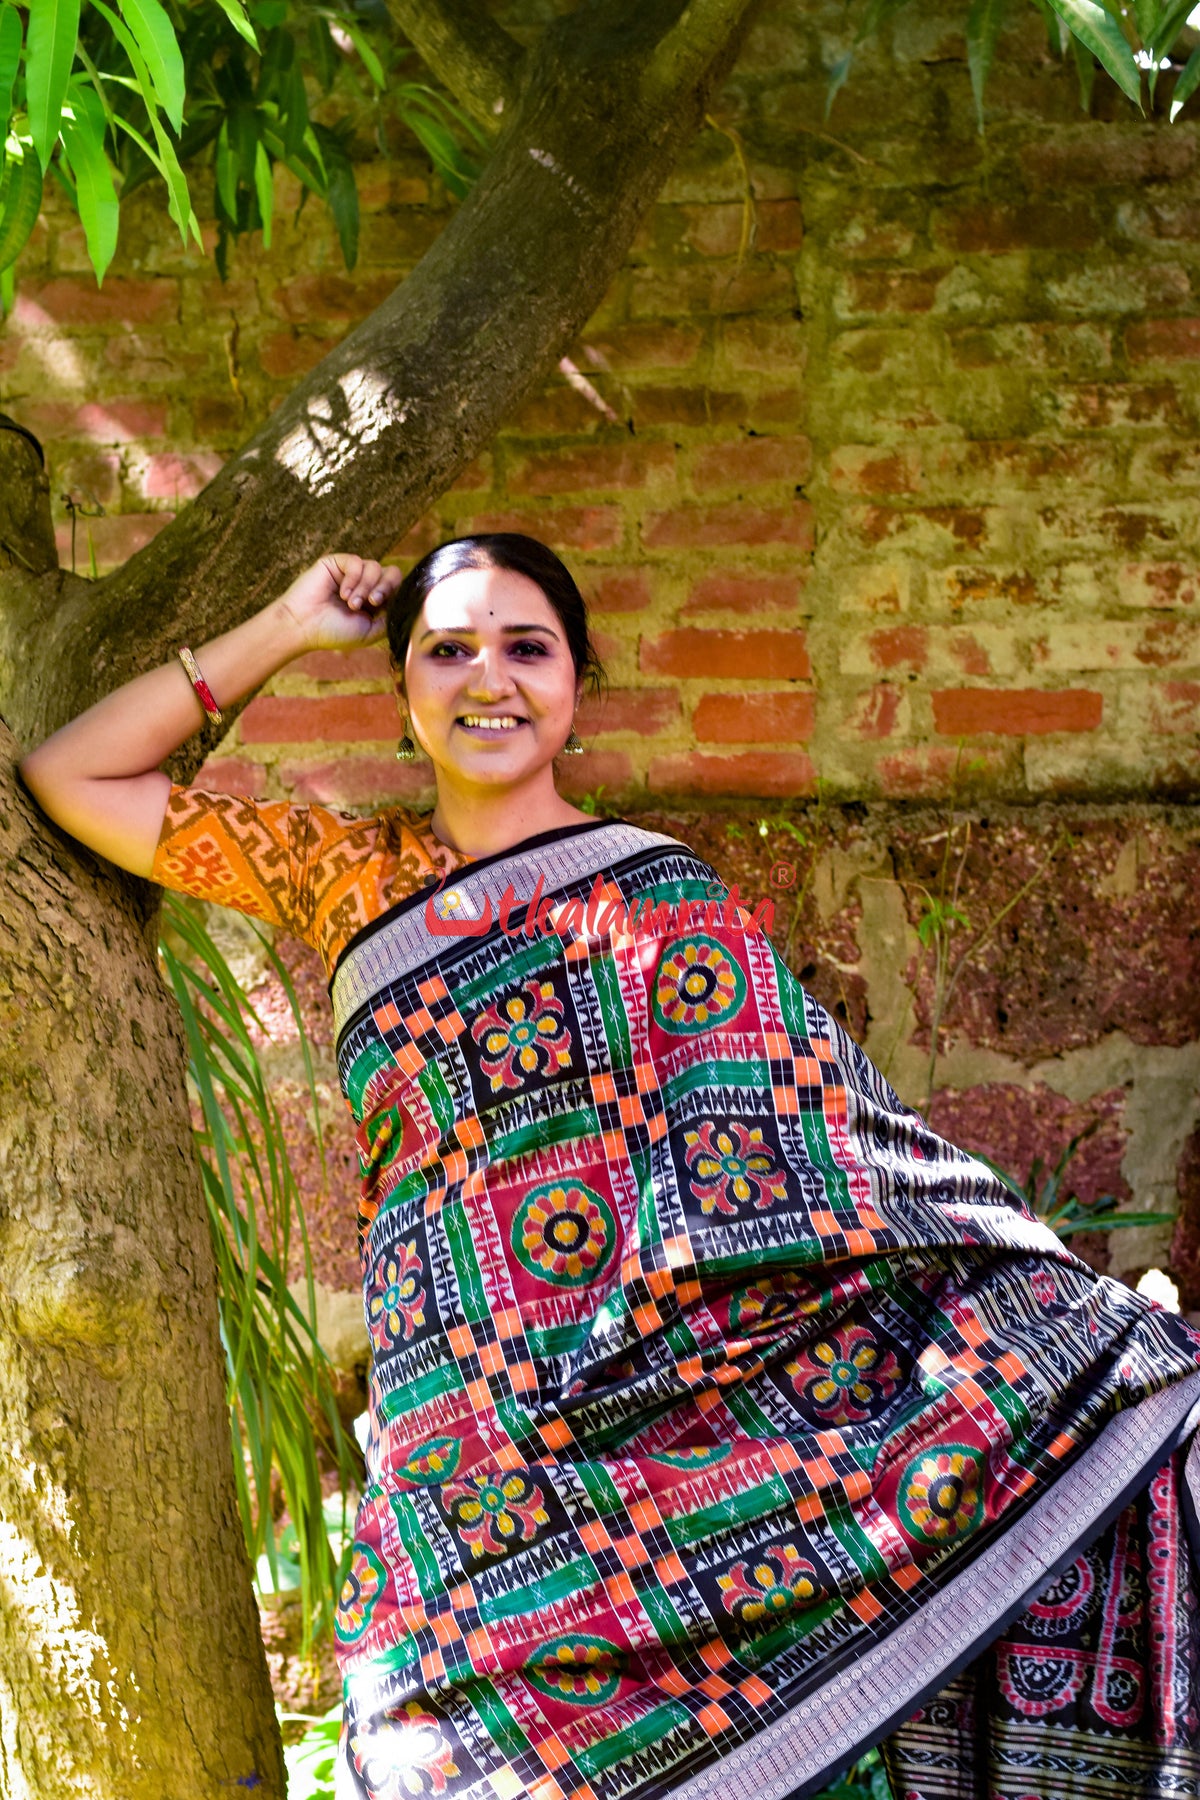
[325,821,1200,1800]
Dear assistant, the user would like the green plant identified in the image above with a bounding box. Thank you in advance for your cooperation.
[578,784,610,816]
[158,893,362,1651]
[814,1746,894,1800]
[977,1126,1175,1241]
[281,1702,341,1797]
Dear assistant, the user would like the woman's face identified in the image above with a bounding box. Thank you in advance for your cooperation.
[399,563,581,790]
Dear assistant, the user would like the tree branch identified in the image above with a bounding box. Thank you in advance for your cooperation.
[383,0,525,131]
[642,0,757,102]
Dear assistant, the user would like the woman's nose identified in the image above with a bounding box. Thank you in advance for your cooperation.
[465,649,516,698]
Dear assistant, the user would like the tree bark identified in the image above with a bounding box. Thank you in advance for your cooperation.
[0,0,757,1791]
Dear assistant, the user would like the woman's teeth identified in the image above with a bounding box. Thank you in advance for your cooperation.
[459,715,524,731]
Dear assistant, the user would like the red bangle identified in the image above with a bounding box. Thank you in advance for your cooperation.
[177,646,223,725]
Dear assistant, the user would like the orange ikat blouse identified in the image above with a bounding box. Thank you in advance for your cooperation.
[151,785,473,973]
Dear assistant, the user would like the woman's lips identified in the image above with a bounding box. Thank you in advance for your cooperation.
[454,716,529,736]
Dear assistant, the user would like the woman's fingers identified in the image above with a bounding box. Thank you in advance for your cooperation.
[328,554,401,610]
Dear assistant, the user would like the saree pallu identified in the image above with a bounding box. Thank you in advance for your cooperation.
[326,818,1200,1800]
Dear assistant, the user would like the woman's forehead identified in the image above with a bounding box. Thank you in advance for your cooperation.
[417,565,560,633]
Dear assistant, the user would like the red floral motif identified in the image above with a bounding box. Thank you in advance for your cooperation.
[442,1467,550,1559]
[717,1542,822,1625]
[786,1324,902,1426]
[472,979,571,1093]
[1032,1271,1058,1307]
[366,1240,426,1350]
[683,1119,788,1216]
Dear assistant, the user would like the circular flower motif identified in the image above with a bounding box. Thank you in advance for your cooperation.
[899,1444,985,1545]
[513,1181,617,1288]
[366,1240,426,1350]
[335,1543,388,1645]
[1032,1271,1058,1307]
[526,1634,625,1706]
[442,1467,549,1559]
[787,1324,903,1426]
[652,936,746,1035]
[717,1542,822,1627]
[471,979,572,1094]
[683,1118,787,1216]
[729,1274,813,1333]
[350,1700,459,1798]
[398,1435,462,1485]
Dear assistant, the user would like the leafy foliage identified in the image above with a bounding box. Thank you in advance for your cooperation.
[158,894,362,1651]
[830,0,1200,127]
[0,0,483,290]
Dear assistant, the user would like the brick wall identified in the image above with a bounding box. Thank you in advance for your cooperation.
[7,0,1200,1325]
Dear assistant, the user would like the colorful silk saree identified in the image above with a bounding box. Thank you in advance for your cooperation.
[326,817,1200,1800]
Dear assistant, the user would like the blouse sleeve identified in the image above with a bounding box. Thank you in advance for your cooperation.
[150,785,322,944]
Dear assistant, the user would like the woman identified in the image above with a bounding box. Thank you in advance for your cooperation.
[19,533,1200,1800]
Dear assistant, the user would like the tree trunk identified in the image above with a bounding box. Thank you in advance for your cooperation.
[0,734,285,1798]
[0,0,757,1789]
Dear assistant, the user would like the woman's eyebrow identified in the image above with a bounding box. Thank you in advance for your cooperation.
[418,622,560,642]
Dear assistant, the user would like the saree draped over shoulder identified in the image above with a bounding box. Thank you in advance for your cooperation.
[321,819,1200,1800]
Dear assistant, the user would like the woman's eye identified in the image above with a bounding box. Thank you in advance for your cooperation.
[430,642,466,657]
[511,641,547,657]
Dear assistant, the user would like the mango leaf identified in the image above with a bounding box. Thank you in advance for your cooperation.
[61,83,118,280]
[280,61,308,158]
[25,0,82,170]
[312,120,356,269]
[1043,0,1143,103]
[0,261,14,312]
[90,0,198,241]
[119,0,185,130]
[0,144,44,271]
[253,135,272,244]
[1070,30,1097,107]
[215,117,238,217]
[210,0,259,51]
[1170,41,1200,115]
[1132,0,1158,40]
[341,18,385,89]
[1149,0,1198,57]
[825,49,854,116]
[966,0,1010,129]
[308,14,336,91]
[0,6,23,132]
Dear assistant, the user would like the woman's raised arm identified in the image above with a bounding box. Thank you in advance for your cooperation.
[17,553,400,877]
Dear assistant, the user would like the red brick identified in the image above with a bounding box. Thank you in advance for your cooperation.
[931,688,1103,736]
[829,446,922,496]
[258,332,335,379]
[843,270,945,314]
[1147,681,1200,732]
[1021,133,1194,189]
[694,691,815,742]
[142,452,224,500]
[194,756,267,797]
[386,512,442,562]
[642,500,813,550]
[877,745,1013,797]
[555,750,634,797]
[54,511,171,573]
[691,436,813,490]
[448,457,492,493]
[720,317,805,373]
[865,626,929,672]
[1054,383,1182,431]
[193,395,247,436]
[582,323,704,368]
[240,695,400,744]
[465,507,623,551]
[13,277,179,328]
[1134,617,1200,667]
[640,628,810,680]
[934,202,1095,254]
[508,443,675,496]
[354,163,430,208]
[629,386,746,427]
[1120,563,1200,608]
[576,688,678,734]
[684,571,803,614]
[682,199,804,257]
[846,685,901,740]
[272,272,399,324]
[278,757,433,807]
[587,569,653,613]
[1126,319,1200,363]
[290,647,393,680]
[23,398,170,441]
[648,750,816,797]
[508,387,604,434]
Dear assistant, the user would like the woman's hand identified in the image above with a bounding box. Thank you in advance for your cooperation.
[275,554,402,652]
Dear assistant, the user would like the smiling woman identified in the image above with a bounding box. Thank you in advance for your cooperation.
[16,534,1200,1800]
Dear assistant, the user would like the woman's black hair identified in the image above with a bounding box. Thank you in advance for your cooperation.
[386,533,605,699]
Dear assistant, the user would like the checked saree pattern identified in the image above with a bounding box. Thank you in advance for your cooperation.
[318,819,1200,1800]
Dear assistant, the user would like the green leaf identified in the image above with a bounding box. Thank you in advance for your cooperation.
[313,120,356,268]
[25,0,82,170]
[119,0,185,131]
[308,15,336,91]
[61,83,119,280]
[0,144,44,272]
[210,0,259,50]
[280,61,308,159]
[966,0,1010,129]
[342,18,385,90]
[1149,0,1197,58]
[91,0,199,244]
[1132,0,1158,42]
[1170,41,1200,116]
[1070,30,1097,107]
[254,135,272,245]
[0,6,23,131]
[1043,0,1143,104]
[215,117,237,217]
[0,262,14,313]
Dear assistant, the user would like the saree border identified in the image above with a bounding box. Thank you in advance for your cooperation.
[662,1373,1200,1800]
[330,818,686,1043]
